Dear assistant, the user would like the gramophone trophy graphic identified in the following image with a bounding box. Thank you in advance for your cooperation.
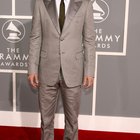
[2,20,25,43]
[6,21,21,40]
[93,0,105,20]
[93,0,109,23]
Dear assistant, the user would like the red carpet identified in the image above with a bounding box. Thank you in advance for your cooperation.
[0,126,140,140]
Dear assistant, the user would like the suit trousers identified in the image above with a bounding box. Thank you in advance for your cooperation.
[38,67,81,140]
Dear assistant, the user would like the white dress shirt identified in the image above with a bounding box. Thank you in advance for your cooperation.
[55,0,70,17]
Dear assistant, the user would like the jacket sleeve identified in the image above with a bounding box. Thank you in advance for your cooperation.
[28,0,42,75]
[83,0,96,77]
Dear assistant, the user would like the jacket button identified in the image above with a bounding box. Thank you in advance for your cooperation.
[60,38,64,41]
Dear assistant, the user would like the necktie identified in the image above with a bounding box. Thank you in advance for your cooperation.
[59,0,65,32]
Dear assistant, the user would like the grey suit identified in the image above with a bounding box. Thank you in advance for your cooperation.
[28,0,95,139]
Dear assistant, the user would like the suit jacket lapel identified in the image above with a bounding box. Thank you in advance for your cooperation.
[43,0,83,35]
[43,0,60,34]
[62,0,82,34]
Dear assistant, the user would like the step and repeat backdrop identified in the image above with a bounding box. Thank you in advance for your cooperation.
[0,0,140,133]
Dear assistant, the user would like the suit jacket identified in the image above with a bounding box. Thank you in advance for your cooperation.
[28,0,96,87]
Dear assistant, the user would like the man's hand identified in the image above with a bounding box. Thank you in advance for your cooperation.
[83,76,94,88]
[28,74,39,88]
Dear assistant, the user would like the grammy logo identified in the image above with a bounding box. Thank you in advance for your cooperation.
[93,0,105,20]
[92,0,109,23]
[6,22,21,40]
[2,20,25,43]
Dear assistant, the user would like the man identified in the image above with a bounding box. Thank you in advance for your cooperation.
[28,0,95,139]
